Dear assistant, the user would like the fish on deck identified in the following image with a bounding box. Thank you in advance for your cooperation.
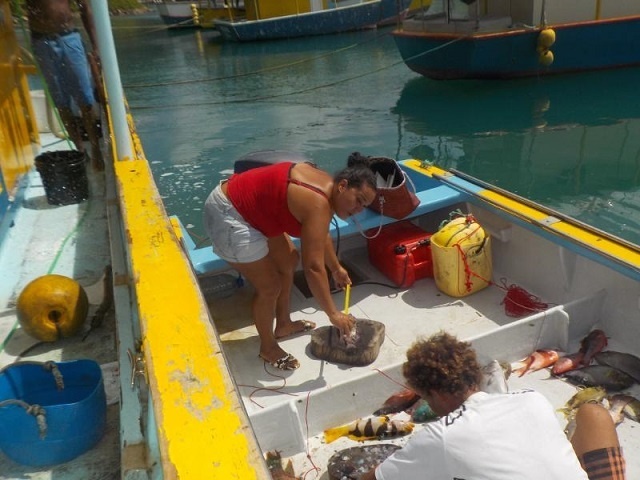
[594,351,640,383]
[265,451,300,480]
[373,388,420,416]
[552,352,585,376]
[513,349,559,377]
[323,413,414,444]
[480,359,511,393]
[579,329,608,365]
[562,365,636,391]
[558,386,607,419]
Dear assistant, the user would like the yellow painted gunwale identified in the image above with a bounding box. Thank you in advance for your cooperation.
[2,3,265,474]
[114,153,268,476]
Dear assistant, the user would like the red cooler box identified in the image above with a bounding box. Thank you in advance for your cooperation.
[367,221,433,287]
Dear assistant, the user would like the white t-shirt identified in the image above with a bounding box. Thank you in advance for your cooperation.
[376,390,588,480]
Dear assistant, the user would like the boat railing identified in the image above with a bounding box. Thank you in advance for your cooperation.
[91,0,271,477]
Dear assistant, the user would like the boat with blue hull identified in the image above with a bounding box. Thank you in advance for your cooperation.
[214,0,413,42]
[393,0,640,79]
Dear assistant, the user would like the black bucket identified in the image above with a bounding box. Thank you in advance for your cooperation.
[35,151,89,206]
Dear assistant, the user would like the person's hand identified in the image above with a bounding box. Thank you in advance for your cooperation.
[329,311,355,338]
[331,265,351,290]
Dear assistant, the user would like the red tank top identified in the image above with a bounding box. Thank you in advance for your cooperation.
[226,162,329,238]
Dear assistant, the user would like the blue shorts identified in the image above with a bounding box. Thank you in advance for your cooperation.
[31,31,95,110]
[203,183,269,263]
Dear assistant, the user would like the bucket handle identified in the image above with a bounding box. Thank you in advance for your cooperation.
[0,399,48,439]
[0,360,64,390]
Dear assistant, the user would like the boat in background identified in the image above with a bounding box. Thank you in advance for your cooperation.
[392,0,640,79]
[198,2,245,29]
[154,0,244,28]
[214,0,413,42]
[406,0,432,18]
[154,0,198,27]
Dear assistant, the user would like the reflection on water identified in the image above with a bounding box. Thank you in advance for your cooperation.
[112,14,640,244]
[393,69,640,242]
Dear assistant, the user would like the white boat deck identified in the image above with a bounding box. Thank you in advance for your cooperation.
[0,134,119,478]
[207,210,640,479]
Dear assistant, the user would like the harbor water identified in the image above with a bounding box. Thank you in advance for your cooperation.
[113,14,640,245]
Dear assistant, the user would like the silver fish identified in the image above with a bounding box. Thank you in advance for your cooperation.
[594,351,640,383]
[562,365,635,391]
[480,359,510,394]
[606,396,629,425]
[609,394,640,422]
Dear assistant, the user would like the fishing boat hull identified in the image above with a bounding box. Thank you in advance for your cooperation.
[214,0,412,42]
[155,0,197,28]
[393,2,640,79]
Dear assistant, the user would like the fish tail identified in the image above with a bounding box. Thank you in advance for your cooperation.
[323,425,349,444]
[516,356,534,377]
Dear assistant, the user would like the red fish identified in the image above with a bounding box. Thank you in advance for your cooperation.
[514,349,559,377]
[552,352,585,376]
[579,329,608,366]
[373,389,420,416]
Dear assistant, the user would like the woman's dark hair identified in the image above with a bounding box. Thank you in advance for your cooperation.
[403,332,482,398]
[334,152,376,190]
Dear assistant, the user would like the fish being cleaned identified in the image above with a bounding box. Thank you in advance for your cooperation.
[513,349,559,377]
[579,329,608,366]
[594,351,640,383]
[562,365,636,391]
[552,352,585,376]
[323,413,414,444]
[557,386,607,419]
[373,388,420,416]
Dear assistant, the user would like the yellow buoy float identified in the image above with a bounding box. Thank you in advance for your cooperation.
[537,28,556,66]
[538,28,556,49]
[16,274,89,342]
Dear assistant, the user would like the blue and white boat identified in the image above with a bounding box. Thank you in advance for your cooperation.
[214,0,413,42]
[393,0,640,79]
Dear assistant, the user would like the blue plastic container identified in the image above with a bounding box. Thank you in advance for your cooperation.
[0,359,106,466]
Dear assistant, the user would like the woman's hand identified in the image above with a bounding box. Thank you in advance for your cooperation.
[331,265,351,290]
[329,311,355,338]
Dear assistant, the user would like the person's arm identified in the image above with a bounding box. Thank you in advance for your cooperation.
[324,233,351,289]
[299,204,353,336]
[76,0,99,51]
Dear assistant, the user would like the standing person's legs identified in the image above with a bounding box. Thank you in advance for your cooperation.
[268,235,315,339]
[203,185,299,369]
[571,403,625,480]
[59,32,104,170]
[32,36,84,150]
[227,257,296,367]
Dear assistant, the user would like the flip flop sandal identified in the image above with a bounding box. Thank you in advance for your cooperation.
[275,320,316,340]
[259,353,300,370]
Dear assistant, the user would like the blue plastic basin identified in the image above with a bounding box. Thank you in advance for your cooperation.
[0,359,106,466]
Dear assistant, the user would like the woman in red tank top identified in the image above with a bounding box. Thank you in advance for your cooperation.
[203,154,377,370]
